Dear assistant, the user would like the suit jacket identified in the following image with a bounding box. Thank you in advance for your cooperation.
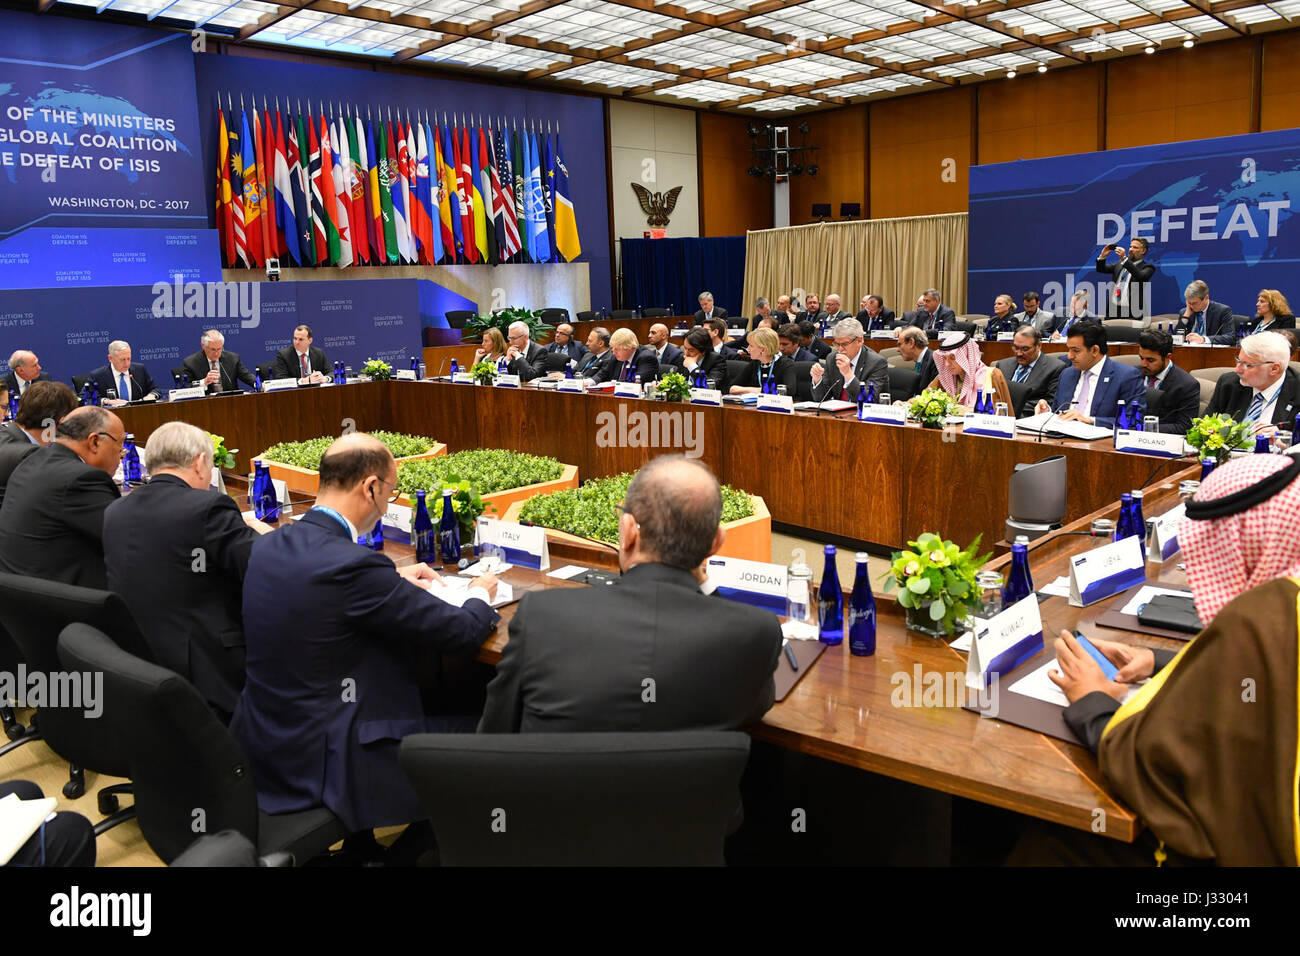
[811,346,890,403]
[230,509,500,832]
[577,349,614,380]
[3,370,52,396]
[0,443,120,589]
[789,346,819,364]
[902,306,958,332]
[1049,312,1096,336]
[856,308,897,330]
[673,350,730,392]
[806,337,832,360]
[104,474,258,722]
[1143,363,1201,435]
[86,363,160,402]
[822,310,851,325]
[1170,301,1235,345]
[1244,313,1297,336]
[478,562,780,733]
[994,353,1065,418]
[913,349,938,393]
[1014,310,1055,337]
[508,341,549,382]
[272,345,330,380]
[796,309,827,330]
[1049,357,1146,428]
[544,340,587,363]
[1096,255,1156,319]
[653,343,683,369]
[732,355,793,391]
[591,346,661,384]
[1205,367,1300,428]
[985,314,1020,338]
[691,308,729,326]
[0,424,40,510]
[181,350,258,393]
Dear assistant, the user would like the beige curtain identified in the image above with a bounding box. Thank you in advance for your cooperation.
[742,213,968,323]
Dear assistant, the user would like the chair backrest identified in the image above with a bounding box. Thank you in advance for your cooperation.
[878,346,901,361]
[575,310,598,322]
[170,367,190,386]
[725,359,752,387]
[1144,386,1168,421]
[1191,366,1235,383]
[783,360,815,402]
[610,309,637,320]
[70,373,90,394]
[539,308,569,324]
[641,307,671,318]
[0,573,153,774]
[256,363,276,382]
[400,731,750,865]
[1198,378,1217,415]
[1102,324,1142,342]
[1109,354,1141,367]
[445,310,475,329]
[886,366,919,402]
[952,321,976,335]
[1006,380,1031,417]
[540,352,570,373]
[964,314,991,322]
[57,623,260,864]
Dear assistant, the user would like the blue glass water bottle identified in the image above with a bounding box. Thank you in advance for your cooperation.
[1131,489,1147,561]
[255,462,279,523]
[439,488,461,563]
[254,367,263,392]
[412,489,435,564]
[817,544,843,646]
[449,358,458,377]
[848,552,877,657]
[1112,492,1135,543]
[1001,535,1034,606]
[1200,457,1216,481]
[856,382,867,420]
[6,392,16,419]
[411,355,420,375]
[122,433,143,486]
[89,380,99,406]
[250,461,266,520]
[1254,432,1272,453]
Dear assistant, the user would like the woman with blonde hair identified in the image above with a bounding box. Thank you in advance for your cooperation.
[473,327,508,366]
[729,328,790,395]
[1248,289,1295,335]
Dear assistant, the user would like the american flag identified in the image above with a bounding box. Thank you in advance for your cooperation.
[494,125,522,259]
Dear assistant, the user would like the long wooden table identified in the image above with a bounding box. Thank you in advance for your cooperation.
[118,381,1189,551]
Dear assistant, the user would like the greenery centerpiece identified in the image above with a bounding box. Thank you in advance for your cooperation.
[1186,413,1252,464]
[906,388,961,428]
[470,360,498,385]
[519,472,755,545]
[261,430,436,471]
[881,532,991,638]
[396,450,564,538]
[209,433,238,471]
[656,370,691,402]
[360,358,393,381]
[462,306,554,344]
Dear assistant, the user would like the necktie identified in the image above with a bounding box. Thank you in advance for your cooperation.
[1195,312,1205,337]
[1013,364,1028,384]
[119,372,130,401]
[913,360,921,374]
[1116,269,1131,308]
[300,352,309,376]
[1076,370,1092,413]
[1148,375,1158,389]
[1246,392,1265,423]
[210,360,220,390]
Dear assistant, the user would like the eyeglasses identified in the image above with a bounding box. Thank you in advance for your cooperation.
[370,474,401,504]
[95,432,124,446]
[614,502,639,528]
[507,332,527,342]
[1010,343,1035,353]
[833,338,860,348]
[1235,359,1272,369]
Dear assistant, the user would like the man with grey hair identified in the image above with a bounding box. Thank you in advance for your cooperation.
[692,291,728,326]
[896,325,936,388]
[823,294,849,323]
[0,406,123,588]
[1205,331,1300,432]
[4,350,50,398]
[504,319,547,381]
[809,317,889,402]
[479,454,781,733]
[181,329,257,394]
[103,421,270,723]
[1174,279,1236,345]
[86,340,161,405]
[994,324,1064,417]
[1049,289,1096,339]
[904,289,956,332]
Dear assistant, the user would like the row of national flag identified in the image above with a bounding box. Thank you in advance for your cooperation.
[214,96,581,269]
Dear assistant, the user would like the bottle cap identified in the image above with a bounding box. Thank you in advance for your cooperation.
[855,552,868,562]
[1013,534,1029,544]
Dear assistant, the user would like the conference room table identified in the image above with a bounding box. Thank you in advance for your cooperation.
[117,379,1191,552]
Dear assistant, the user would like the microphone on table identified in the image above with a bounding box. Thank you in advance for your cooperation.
[434,357,448,380]
[1034,400,1077,443]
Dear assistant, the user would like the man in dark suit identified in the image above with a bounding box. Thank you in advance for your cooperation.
[704,317,743,360]
[504,321,548,382]
[1048,290,1097,340]
[231,433,501,836]
[0,406,123,589]
[104,421,269,724]
[590,329,660,384]
[994,325,1064,418]
[181,330,258,394]
[691,291,728,326]
[1096,238,1156,321]
[86,340,161,405]
[271,324,331,381]
[1135,329,1200,434]
[897,326,937,390]
[777,324,817,363]
[5,350,51,398]
[544,322,587,364]
[0,381,79,509]
[1173,280,1237,346]
[810,317,890,402]
[578,327,615,380]
[648,324,683,369]
[822,294,851,325]
[856,294,896,331]
[796,292,827,331]
[1013,291,1054,337]
[479,454,781,733]
[673,328,731,392]
[1035,320,1145,428]
[798,319,832,360]
[902,289,957,333]
[1205,331,1300,431]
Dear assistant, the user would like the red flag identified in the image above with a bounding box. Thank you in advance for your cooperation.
[263,106,283,258]
[456,122,477,264]
[215,107,235,267]
[319,114,339,264]
[252,108,271,263]
[347,115,369,266]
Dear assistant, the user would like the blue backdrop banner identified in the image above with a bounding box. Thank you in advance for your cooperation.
[968,128,1300,318]
[621,236,746,319]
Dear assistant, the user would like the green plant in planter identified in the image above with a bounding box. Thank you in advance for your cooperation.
[421,479,485,540]
[1186,413,1252,464]
[396,449,563,497]
[209,433,237,471]
[519,471,755,545]
[656,370,691,402]
[906,388,960,426]
[881,532,991,635]
[470,360,498,385]
[261,431,435,471]
[361,358,393,381]
[462,306,553,344]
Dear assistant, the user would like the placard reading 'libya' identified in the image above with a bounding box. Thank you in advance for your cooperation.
[0,11,206,238]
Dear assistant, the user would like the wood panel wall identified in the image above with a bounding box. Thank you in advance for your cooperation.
[698,112,774,236]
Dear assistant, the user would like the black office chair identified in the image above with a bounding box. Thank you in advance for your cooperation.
[540,352,570,373]
[610,309,636,321]
[886,366,919,402]
[169,367,192,387]
[539,308,569,325]
[0,632,26,741]
[70,373,90,395]
[1103,324,1143,343]
[952,321,976,336]
[726,359,753,389]
[1006,381,1032,418]
[641,307,672,319]
[57,624,348,865]
[445,310,475,329]
[0,573,150,827]
[255,363,276,383]
[575,310,599,322]
[400,732,750,865]
[784,360,815,402]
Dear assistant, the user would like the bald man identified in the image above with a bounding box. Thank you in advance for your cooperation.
[480,454,781,733]
[648,322,683,368]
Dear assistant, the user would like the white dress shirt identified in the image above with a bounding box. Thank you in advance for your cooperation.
[1071,356,1107,420]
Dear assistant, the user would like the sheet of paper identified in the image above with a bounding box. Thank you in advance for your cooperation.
[0,793,57,865]
[1008,657,1141,709]
[422,576,514,608]
[546,564,589,580]
[1117,585,1193,616]
[460,558,513,576]
[1039,576,1072,597]
[949,632,972,652]
[781,619,819,642]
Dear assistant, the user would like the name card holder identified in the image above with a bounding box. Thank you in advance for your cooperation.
[1114,429,1185,458]
[395,369,417,381]
[996,332,1016,342]
[613,381,642,399]
[494,374,521,388]
[690,387,722,406]
[859,403,907,425]
[756,393,794,413]
[261,378,298,393]
[451,371,475,385]
[962,412,1015,438]
[704,556,789,614]
[869,330,897,340]
[168,386,205,402]
[1068,535,1146,606]
[477,518,549,570]
[1148,503,1185,562]
[966,594,1044,692]
[382,501,413,535]
[556,377,586,393]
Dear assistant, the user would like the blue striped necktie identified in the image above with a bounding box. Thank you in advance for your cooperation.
[1246,392,1265,423]
[1013,363,1029,384]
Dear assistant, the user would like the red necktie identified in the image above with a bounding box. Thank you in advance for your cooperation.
[300,353,309,376]
[1148,375,1157,388]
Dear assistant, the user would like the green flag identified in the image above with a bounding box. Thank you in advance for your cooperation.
[376,119,398,263]
[295,112,315,265]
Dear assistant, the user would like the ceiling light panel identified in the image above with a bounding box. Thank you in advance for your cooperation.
[654,78,758,102]
[419,36,572,70]
[632,28,788,70]
[495,1,683,51]
[548,62,668,87]
[748,0,929,37]
[739,94,824,112]
[731,57,864,85]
